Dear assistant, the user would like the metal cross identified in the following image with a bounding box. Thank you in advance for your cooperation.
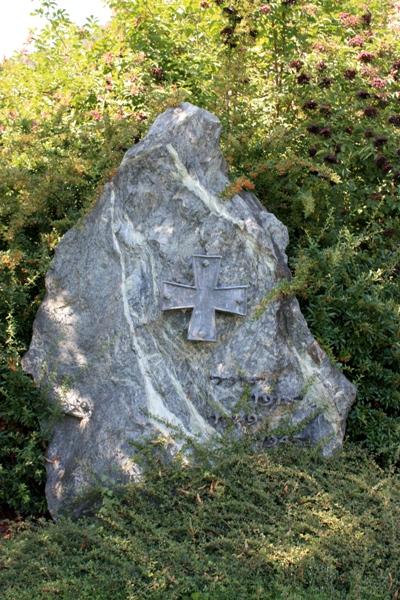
[161,255,248,342]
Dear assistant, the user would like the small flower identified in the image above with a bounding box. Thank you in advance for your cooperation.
[393,171,400,183]
[200,0,210,7]
[382,160,393,173]
[319,104,332,115]
[135,111,147,122]
[308,146,318,157]
[356,90,370,99]
[289,59,303,71]
[370,193,382,201]
[136,51,146,63]
[220,26,235,37]
[90,110,102,121]
[297,73,311,84]
[383,228,395,237]
[312,41,326,52]
[223,6,237,15]
[151,66,164,80]
[319,127,332,138]
[363,106,378,118]
[307,124,322,134]
[388,114,400,126]
[391,60,400,79]
[319,77,332,88]
[373,136,388,147]
[371,77,386,89]
[358,51,374,63]
[130,83,141,96]
[259,4,271,14]
[376,95,389,108]
[364,129,375,138]
[348,35,364,47]
[345,126,353,134]
[316,61,327,71]
[103,52,114,64]
[392,264,400,277]
[324,154,338,164]
[344,68,357,80]
[360,65,377,78]
[361,11,372,27]
[339,12,360,28]
[303,99,318,109]
[374,155,387,169]
[302,4,318,16]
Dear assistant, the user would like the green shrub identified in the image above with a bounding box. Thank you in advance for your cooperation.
[1,441,399,599]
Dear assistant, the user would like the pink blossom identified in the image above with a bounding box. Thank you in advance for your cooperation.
[130,84,141,96]
[260,4,271,14]
[312,42,326,52]
[348,35,364,47]
[371,77,386,89]
[289,59,303,71]
[90,110,102,121]
[135,111,147,122]
[136,51,146,63]
[339,12,360,28]
[344,68,357,80]
[302,4,318,16]
[103,52,114,65]
[151,66,164,81]
[361,11,372,26]
[358,51,374,63]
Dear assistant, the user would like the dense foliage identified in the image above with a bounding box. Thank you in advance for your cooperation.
[0,0,399,515]
[1,440,399,599]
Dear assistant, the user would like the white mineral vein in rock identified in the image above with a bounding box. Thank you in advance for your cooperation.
[110,185,212,439]
[110,186,188,435]
[166,144,244,228]
[117,217,145,247]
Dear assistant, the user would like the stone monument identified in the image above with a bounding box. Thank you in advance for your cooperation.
[22,103,356,517]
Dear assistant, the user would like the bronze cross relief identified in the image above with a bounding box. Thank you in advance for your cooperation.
[161,255,248,342]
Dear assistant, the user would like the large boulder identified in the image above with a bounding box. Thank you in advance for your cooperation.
[23,103,356,517]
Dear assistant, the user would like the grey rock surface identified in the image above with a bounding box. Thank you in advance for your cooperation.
[22,103,356,517]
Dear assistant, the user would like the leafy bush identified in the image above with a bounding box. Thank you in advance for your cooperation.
[0,0,399,515]
[1,441,399,599]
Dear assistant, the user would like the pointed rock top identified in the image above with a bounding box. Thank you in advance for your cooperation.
[123,103,228,193]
